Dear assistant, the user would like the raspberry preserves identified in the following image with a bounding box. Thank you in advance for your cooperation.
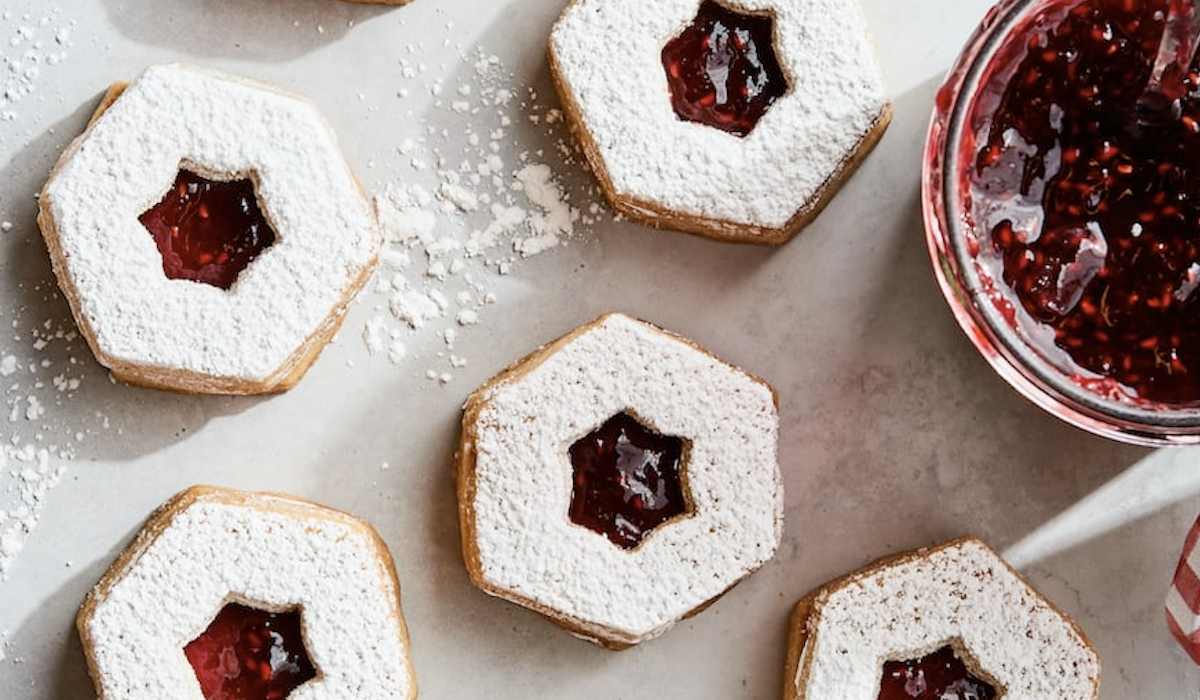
[568,412,688,549]
[878,646,996,700]
[968,0,1200,403]
[184,602,316,700]
[661,0,787,136]
[140,170,276,290]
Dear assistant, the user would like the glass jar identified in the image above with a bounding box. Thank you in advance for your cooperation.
[924,0,1200,445]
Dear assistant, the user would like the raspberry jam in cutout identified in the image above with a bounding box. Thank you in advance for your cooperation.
[967,0,1200,403]
[184,602,316,700]
[139,170,277,290]
[878,646,996,700]
[661,0,787,136]
[568,412,688,549]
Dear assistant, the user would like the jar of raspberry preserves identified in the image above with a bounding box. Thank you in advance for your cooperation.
[925,0,1200,444]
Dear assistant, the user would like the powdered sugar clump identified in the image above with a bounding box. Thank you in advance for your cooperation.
[361,49,611,382]
[512,163,580,256]
[1,8,74,123]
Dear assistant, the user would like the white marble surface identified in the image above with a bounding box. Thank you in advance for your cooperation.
[1,0,1200,698]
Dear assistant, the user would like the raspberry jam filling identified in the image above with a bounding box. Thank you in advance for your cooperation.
[878,646,996,700]
[568,412,688,549]
[184,602,316,700]
[967,0,1200,403]
[661,0,787,136]
[140,169,277,290]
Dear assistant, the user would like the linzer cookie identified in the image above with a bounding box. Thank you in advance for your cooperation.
[783,537,1100,700]
[78,486,417,700]
[37,63,380,394]
[548,0,890,244]
[456,312,782,648]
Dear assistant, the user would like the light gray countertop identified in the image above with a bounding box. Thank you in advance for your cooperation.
[1,0,1198,698]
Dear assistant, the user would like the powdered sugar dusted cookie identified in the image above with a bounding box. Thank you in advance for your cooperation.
[783,537,1100,700]
[548,0,890,244]
[78,486,416,700]
[456,312,782,648]
[38,64,380,394]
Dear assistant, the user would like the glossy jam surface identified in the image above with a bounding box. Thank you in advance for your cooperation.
[140,170,277,290]
[184,603,316,700]
[878,646,996,700]
[568,412,687,549]
[968,0,1200,404]
[661,0,787,136]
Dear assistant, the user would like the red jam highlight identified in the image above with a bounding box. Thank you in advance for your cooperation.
[140,170,276,290]
[878,646,996,700]
[661,0,787,136]
[967,0,1200,403]
[568,412,687,549]
[184,602,316,700]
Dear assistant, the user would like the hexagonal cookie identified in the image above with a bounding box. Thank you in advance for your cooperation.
[456,312,782,648]
[548,0,890,244]
[78,486,416,700]
[783,537,1100,700]
[37,64,380,394]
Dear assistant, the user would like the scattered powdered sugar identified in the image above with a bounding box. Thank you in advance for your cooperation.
[0,8,84,587]
[0,6,612,625]
[0,274,89,584]
[360,48,612,383]
[0,444,65,578]
[0,8,74,123]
